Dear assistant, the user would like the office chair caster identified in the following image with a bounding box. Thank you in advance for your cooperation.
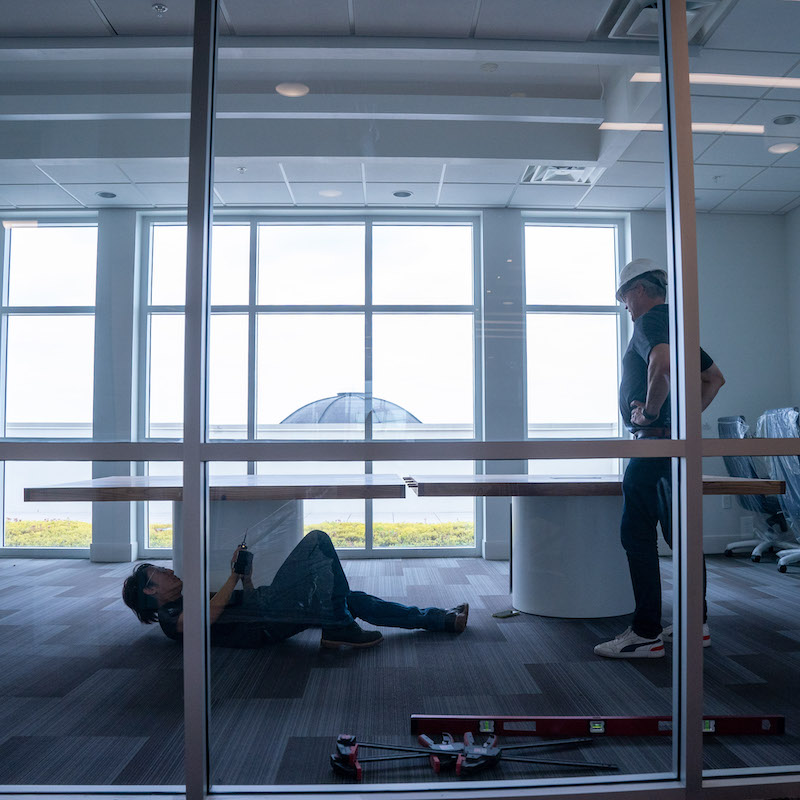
[751,554,761,562]
[724,549,734,557]
[778,565,788,573]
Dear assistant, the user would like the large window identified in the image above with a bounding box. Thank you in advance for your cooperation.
[525,223,622,475]
[144,218,478,553]
[1,224,97,548]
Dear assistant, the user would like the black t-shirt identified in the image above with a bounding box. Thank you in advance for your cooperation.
[619,304,713,432]
[157,590,268,649]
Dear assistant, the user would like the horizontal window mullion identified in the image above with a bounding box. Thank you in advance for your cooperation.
[0,441,183,460]
[526,305,621,314]
[1,306,95,314]
[701,438,800,458]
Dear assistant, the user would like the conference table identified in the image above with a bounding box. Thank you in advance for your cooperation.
[24,474,406,590]
[406,474,786,618]
[26,472,784,615]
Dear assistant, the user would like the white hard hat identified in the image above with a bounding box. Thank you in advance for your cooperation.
[616,257,668,301]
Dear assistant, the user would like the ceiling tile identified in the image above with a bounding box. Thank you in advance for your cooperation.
[704,0,800,52]
[134,183,189,206]
[508,184,586,208]
[578,186,661,209]
[688,49,800,99]
[366,183,438,205]
[688,95,758,123]
[364,161,443,183]
[713,190,798,214]
[35,160,129,184]
[693,189,734,211]
[0,161,53,185]
[0,0,112,36]
[353,0,477,37]
[214,183,293,205]
[737,100,800,138]
[117,159,189,184]
[445,161,526,184]
[291,182,364,205]
[61,183,151,207]
[439,183,514,206]
[0,185,81,208]
[693,164,762,190]
[221,0,350,35]
[596,161,664,188]
[281,160,362,183]
[94,0,194,35]
[695,136,784,167]
[475,0,612,41]
[741,168,800,192]
[214,158,284,183]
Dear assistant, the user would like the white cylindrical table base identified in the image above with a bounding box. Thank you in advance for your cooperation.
[173,499,304,591]
[511,495,634,618]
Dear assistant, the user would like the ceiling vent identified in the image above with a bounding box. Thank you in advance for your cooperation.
[522,165,605,185]
[608,0,726,42]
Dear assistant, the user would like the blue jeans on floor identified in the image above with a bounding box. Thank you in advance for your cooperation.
[251,530,449,642]
[621,458,707,639]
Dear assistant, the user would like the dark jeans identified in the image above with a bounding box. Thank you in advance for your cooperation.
[253,530,450,642]
[621,458,707,639]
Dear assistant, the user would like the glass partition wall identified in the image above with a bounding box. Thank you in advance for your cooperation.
[2,1,800,799]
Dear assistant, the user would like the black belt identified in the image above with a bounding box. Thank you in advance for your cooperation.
[633,428,670,439]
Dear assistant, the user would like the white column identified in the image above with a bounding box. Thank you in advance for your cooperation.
[480,209,527,560]
[90,208,139,562]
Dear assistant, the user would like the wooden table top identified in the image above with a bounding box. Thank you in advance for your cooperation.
[24,474,408,502]
[406,474,786,497]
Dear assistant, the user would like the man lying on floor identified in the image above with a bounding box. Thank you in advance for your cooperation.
[123,529,468,649]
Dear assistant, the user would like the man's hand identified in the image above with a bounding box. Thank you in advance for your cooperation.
[630,400,655,427]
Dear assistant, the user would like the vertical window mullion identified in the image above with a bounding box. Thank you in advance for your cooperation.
[364,219,374,553]
[247,219,258,465]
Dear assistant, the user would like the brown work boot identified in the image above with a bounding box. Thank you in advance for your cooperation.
[321,622,383,649]
[444,602,469,633]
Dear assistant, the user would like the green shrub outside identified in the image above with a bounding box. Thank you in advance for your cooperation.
[4,519,474,549]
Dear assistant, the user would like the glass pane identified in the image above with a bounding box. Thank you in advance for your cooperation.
[148,314,184,437]
[3,461,91,547]
[527,313,619,436]
[5,315,94,436]
[7,226,97,306]
[211,224,250,306]
[372,314,474,439]
[372,224,473,305]
[525,225,617,306]
[150,224,187,306]
[373,460,475,549]
[256,314,364,439]
[209,314,248,439]
[257,224,365,305]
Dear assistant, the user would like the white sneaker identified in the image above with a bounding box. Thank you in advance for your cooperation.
[662,623,711,648]
[594,627,665,659]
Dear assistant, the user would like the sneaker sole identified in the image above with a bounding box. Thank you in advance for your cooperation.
[320,636,383,649]
[594,645,665,659]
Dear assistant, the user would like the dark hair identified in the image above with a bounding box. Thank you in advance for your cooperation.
[122,563,160,624]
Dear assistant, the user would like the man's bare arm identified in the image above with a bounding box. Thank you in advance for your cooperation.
[175,549,244,633]
[700,362,725,411]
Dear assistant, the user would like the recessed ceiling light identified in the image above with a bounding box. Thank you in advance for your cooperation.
[236,166,247,174]
[152,3,168,15]
[599,121,765,134]
[768,142,800,154]
[393,190,412,198]
[276,82,310,97]
[773,114,800,126]
[480,63,499,72]
[319,189,342,198]
[96,191,117,199]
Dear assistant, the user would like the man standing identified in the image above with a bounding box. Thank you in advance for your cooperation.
[594,258,725,659]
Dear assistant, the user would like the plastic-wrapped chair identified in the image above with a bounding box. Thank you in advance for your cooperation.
[755,408,800,572]
[718,416,793,561]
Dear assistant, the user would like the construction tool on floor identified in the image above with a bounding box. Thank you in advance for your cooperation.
[410,714,785,738]
[330,731,619,780]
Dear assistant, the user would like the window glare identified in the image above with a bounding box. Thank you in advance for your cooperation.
[150,224,187,306]
[525,225,617,306]
[8,226,97,306]
[148,314,184,435]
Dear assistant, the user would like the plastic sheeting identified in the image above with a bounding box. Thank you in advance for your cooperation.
[755,407,800,543]
[718,415,784,524]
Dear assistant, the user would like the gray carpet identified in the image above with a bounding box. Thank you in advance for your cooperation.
[0,553,799,787]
